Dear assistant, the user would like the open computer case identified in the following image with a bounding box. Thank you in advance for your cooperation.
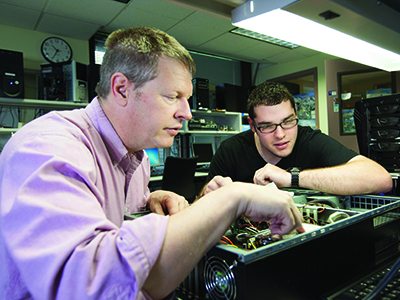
[175,192,400,300]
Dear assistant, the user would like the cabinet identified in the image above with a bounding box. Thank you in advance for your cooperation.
[175,110,246,158]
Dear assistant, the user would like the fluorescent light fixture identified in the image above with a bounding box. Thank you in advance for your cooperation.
[188,50,236,62]
[231,27,300,49]
[232,0,400,71]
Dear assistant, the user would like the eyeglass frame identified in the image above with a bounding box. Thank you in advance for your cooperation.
[252,118,299,134]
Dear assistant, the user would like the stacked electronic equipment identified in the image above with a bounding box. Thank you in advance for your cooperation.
[354,93,400,173]
[39,61,88,103]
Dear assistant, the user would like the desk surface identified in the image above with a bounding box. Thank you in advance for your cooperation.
[149,172,208,182]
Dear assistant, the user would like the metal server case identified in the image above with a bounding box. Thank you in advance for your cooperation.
[175,194,400,300]
[355,93,400,173]
[40,61,88,103]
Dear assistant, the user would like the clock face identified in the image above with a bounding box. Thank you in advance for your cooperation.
[41,37,72,64]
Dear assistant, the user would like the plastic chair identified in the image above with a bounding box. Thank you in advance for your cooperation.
[161,156,199,203]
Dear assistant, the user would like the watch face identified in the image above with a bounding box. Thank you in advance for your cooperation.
[41,37,72,64]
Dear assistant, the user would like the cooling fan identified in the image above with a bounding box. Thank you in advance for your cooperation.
[204,256,237,300]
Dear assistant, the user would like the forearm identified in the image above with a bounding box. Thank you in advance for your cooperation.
[299,156,392,195]
[143,182,304,299]
[143,184,241,298]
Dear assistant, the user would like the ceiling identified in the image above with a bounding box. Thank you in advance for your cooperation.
[1,0,400,67]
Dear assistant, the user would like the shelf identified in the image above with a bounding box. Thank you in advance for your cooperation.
[0,128,17,135]
[0,98,87,110]
[183,130,240,135]
[182,110,243,136]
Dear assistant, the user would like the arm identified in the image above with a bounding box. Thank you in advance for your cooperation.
[143,182,304,299]
[299,155,392,195]
[254,155,392,195]
[0,133,168,300]
[197,175,233,199]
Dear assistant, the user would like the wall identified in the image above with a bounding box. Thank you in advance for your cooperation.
[0,24,89,70]
[190,52,241,86]
[325,59,376,153]
[0,24,89,99]
[255,53,336,135]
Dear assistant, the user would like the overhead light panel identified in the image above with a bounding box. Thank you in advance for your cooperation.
[230,27,300,49]
[232,0,400,71]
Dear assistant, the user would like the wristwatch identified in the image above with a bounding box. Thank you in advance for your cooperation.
[289,167,301,188]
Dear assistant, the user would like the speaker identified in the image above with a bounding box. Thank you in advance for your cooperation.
[0,49,24,98]
[191,78,209,109]
[216,83,253,113]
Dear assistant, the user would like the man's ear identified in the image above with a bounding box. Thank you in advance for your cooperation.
[248,116,256,133]
[110,73,132,107]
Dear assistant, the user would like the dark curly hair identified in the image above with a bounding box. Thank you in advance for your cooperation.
[247,82,297,120]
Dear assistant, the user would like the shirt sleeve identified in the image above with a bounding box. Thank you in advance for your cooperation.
[0,133,168,300]
[307,129,359,167]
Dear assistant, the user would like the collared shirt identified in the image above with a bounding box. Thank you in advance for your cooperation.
[0,98,168,300]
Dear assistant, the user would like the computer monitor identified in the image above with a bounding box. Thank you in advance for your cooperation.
[144,148,160,166]
[242,124,251,131]
[192,143,214,164]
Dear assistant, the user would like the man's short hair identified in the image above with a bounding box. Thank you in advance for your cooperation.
[96,26,196,99]
[247,82,297,120]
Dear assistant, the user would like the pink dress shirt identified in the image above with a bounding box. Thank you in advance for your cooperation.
[0,98,169,299]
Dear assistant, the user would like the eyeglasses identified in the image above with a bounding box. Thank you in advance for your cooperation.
[253,118,299,133]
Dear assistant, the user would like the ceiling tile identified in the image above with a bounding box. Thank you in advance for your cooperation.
[0,0,46,11]
[294,46,321,57]
[198,32,258,56]
[128,0,194,18]
[45,0,123,26]
[266,49,308,64]
[0,3,41,30]
[37,14,101,40]
[167,11,234,47]
[108,6,183,31]
[233,43,292,63]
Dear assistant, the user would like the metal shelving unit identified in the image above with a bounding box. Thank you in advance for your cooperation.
[0,98,87,135]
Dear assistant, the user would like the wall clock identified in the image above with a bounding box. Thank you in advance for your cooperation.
[41,37,72,64]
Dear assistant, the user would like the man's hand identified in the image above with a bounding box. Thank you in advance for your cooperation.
[147,190,189,216]
[233,183,305,234]
[200,175,233,198]
[253,164,291,188]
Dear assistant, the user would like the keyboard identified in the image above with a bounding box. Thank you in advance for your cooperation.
[325,256,400,300]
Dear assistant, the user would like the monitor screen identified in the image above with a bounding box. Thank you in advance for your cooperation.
[242,124,251,131]
[192,143,214,163]
[144,148,160,166]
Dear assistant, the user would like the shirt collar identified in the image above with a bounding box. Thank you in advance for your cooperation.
[85,97,144,170]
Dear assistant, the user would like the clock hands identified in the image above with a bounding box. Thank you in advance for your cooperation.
[51,45,61,60]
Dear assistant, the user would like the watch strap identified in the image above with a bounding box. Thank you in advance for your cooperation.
[290,167,300,188]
